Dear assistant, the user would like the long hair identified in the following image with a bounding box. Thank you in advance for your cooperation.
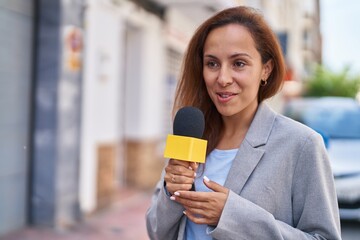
[173,6,286,154]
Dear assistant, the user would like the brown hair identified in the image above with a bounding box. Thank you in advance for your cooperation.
[173,6,286,154]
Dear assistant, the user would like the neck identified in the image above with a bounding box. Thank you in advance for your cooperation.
[217,102,259,149]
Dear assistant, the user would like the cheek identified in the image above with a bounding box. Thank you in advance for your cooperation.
[203,72,215,88]
[239,71,262,88]
[203,80,217,102]
[203,69,212,80]
[204,82,214,99]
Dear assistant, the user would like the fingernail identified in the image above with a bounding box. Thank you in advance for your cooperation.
[174,192,180,196]
[183,211,187,215]
[204,176,210,182]
[188,166,193,170]
[194,172,197,177]
[170,196,175,201]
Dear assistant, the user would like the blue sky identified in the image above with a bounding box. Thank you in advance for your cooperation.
[321,0,360,73]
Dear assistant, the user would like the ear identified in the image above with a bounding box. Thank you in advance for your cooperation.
[262,59,274,80]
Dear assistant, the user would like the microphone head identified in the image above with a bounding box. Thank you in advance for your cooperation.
[173,107,205,138]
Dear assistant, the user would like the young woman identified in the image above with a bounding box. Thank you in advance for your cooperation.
[146,6,341,240]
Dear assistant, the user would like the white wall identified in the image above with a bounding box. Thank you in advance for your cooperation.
[80,3,123,213]
[124,14,166,140]
[80,0,166,213]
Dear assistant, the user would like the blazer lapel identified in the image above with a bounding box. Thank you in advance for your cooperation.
[224,103,277,194]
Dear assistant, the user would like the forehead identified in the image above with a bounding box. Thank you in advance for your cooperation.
[204,24,258,55]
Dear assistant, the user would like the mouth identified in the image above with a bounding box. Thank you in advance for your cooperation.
[216,92,238,102]
[217,92,237,98]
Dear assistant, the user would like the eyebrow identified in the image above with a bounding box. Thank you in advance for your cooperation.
[204,52,253,60]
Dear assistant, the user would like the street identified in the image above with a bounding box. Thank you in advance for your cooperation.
[341,220,360,239]
[2,188,151,240]
[3,188,360,240]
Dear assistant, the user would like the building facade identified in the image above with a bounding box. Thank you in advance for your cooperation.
[0,0,34,236]
[0,0,84,236]
[242,0,322,80]
[0,0,322,236]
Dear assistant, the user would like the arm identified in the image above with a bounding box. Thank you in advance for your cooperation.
[146,160,197,240]
[210,133,341,240]
[146,177,185,240]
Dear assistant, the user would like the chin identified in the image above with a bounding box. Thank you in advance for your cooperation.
[215,106,238,117]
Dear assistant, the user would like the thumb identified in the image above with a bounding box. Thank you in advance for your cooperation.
[189,162,198,172]
[203,176,228,193]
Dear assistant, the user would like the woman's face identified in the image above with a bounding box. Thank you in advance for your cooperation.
[203,24,273,118]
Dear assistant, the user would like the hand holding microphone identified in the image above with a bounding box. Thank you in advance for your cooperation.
[163,107,207,195]
[164,159,198,195]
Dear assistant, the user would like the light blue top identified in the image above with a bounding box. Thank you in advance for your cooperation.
[185,148,238,240]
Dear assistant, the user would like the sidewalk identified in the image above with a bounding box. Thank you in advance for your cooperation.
[2,188,152,240]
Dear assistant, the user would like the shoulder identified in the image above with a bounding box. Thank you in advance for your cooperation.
[271,113,330,175]
[271,112,325,150]
[275,113,318,138]
[249,103,324,148]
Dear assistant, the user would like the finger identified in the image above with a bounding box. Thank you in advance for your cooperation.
[164,173,194,186]
[175,165,196,177]
[165,167,195,178]
[173,174,195,184]
[169,159,191,168]
[165,165,196,178]
[184,206,209,217]
[167,183,193,194]
[172,191,209,203]
[173,194,204,209]
[183,211,208,225]
[203,176,228,194]
[189,162,198,172]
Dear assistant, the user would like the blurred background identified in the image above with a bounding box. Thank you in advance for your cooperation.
[0,0,359,239]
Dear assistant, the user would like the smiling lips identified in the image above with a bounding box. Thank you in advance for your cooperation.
[216,92,238,103]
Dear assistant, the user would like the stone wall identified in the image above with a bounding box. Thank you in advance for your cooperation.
[125,140,164,190]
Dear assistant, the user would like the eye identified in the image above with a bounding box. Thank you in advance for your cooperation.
[205,60,219,69]
[233,60,245,68]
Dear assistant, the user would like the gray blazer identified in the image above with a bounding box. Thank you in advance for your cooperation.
[146,103,341,240]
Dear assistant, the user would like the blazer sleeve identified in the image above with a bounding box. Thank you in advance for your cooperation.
[146,173,186,240]
[209,133,341,240]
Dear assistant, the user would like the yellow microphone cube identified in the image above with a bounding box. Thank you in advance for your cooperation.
[164,134,207,163]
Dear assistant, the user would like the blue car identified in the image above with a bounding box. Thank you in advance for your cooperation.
[284,97,360,221]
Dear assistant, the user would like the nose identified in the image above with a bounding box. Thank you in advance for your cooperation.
[217,65,233,87]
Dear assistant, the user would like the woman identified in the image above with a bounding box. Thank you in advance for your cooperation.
[146,6,341,240]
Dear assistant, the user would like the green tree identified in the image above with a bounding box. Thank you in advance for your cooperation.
[303,65,360,98]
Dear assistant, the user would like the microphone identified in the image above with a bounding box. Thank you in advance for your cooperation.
[164,107,207,163]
